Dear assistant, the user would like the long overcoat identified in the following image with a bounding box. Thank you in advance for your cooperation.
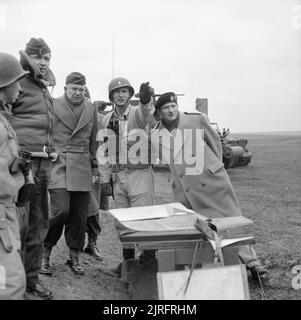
[49,95,98,192]
[152,112,242,218]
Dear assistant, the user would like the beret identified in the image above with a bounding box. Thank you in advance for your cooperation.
[155,92,177,110]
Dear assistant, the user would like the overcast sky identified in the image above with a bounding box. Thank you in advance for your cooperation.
[1,0,300,132]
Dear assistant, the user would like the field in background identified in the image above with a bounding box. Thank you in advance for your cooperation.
[35,132,301,300]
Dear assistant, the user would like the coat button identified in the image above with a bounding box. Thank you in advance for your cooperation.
[185,187,190,192]
[179,172,183,178]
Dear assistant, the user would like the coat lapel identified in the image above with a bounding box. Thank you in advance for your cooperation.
[54,96,77,131]
[71,100,93,136]
[173,112,189,160]
[158,122,173,149]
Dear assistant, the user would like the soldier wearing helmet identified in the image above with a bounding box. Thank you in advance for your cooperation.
[97,77,156,266]
[9,38,56,300]
[98,77,156,205]
[0,52,28,299]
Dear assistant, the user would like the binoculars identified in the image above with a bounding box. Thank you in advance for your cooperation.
[107,118,120,136]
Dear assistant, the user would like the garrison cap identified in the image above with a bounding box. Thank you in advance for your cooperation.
[25,38,51,56]
[66,72,86,85]
[155,92,177,110]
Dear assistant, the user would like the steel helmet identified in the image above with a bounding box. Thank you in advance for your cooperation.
[0,52,28,89]
[108,77,134,101]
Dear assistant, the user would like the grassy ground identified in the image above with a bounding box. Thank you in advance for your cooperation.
[34,132,301,300]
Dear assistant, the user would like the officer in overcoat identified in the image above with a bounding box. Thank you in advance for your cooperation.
[0,52,28,299]
[152,92,266,278]
[42,72,99,276]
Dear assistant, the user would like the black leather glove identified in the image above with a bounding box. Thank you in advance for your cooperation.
[101,182,112,196]
[139,82,154,105]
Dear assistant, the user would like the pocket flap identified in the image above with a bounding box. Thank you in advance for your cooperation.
[207,161,224,173]
[205,150,224,173]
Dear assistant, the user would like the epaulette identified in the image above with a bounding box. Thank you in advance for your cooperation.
[184,112,202,115]
[184,112,209,118]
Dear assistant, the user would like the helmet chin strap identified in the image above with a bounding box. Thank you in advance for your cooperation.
[0,100,13,118]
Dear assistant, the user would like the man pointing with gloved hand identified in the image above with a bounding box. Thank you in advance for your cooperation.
[97,77,156,271]
[139,81,154,104]
[97,77,156,208]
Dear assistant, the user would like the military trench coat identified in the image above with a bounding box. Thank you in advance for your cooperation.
[152,112,242,218]
[49,95,98,192]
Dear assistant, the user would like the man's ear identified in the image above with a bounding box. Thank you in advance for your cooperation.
[64,86,67,92]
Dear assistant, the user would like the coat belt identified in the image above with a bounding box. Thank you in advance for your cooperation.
[113,163,151,172]
[55,143,89,153]
[21,145,54,154]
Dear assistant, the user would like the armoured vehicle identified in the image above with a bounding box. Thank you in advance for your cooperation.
[210,122,253,169]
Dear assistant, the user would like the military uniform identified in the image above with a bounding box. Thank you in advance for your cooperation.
[98,101,155,208]
[8,38,55,299]
[44,92,98,257]
[152,110,258,266]
[11,73,55,290]
[0,105,26,300]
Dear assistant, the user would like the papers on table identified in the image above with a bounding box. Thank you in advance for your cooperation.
[109,202,195,222]
[109,203,254,248]
[120,214,200,232]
